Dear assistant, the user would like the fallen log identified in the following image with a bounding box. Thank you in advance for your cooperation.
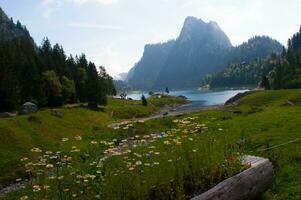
[191,155,273,200]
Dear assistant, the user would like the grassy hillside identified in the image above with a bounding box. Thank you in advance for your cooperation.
[0,96,187,188]
[2,90,301,199]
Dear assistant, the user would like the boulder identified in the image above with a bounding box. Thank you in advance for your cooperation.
[19,102,38,115]
[0,112,14,118]
[51,109,64,118]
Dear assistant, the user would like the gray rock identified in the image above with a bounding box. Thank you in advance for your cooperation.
[0,112,14,118]
[51,110,64,118]
[19,102,38,115]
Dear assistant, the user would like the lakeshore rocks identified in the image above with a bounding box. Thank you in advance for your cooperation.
[19,102,38,115]
[225,91,254,105]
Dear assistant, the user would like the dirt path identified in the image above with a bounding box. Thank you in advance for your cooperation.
[108,104,224,129]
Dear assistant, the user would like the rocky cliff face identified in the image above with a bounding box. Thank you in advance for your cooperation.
[127,17,233,90]
[126,16,283,90]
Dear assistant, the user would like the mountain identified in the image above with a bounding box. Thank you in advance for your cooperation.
[126,16,283,90]
[127,17,232,90]
[0,7,32,42]
[114,72,128,81]
[126,40,175,89]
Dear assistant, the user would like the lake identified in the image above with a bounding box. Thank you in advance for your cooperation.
[126,89,249,111]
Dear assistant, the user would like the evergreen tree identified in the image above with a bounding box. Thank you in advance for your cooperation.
[86,63,107,108]
[260,76,270,90]
[165,87,169,94]
[141,95,147,106]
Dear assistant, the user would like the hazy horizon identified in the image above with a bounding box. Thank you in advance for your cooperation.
[1,0,301,76]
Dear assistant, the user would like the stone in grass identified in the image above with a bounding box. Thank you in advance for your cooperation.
[0,112,15,118]
[51,109,64,118]
[19,102,38,115]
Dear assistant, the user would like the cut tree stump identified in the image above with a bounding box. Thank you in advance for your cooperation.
[191,155,273,200]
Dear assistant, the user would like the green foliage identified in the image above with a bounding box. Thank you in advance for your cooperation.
[269,27,301,89]
[61,76,76,103]
[42,70,63,106]
[0,18,116,112]
[260,76,271,90]
[203,54,280,88]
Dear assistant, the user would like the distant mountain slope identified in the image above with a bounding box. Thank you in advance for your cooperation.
[126,40,175,89]
[203,37,284,88]
[0,7,32,42]
[126,17,283,90]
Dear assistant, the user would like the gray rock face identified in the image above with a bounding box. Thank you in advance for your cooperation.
[126,16,233,90]
[19,102,38,115]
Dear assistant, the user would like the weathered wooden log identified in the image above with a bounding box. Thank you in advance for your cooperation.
[191,156,273,200]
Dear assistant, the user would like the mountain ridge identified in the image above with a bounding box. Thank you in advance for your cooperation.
[126,16,283,90]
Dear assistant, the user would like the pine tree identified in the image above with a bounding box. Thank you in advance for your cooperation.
[141,95,147,106]
[165,87,170,94]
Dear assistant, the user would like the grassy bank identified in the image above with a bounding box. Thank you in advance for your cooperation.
[2,90,301,199]
[0,95,187,188]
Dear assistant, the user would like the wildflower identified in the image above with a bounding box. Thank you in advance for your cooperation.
[46,164,54,169]
[31,147,42,153]
[154,162,160,165]
[45,151,53,154]
[61,138,69,142]
[168,159,173,162]
[43,185,50,190]
[72,194,77,198]
[57,176,64,180]
[192,149,197,153]
[15,178,22,182]
[144,163,150,167]
[188,138,193,141]
[20,196,29,200]
[154,152,160,155]
[33,185,41,192]
[218,128,223,131]
[95,195,101,199]
[20,157,28,162]
[90,140,98,145]
[63,188,70,192]
[136,161,142,165]
[128,167,135,171]
[163,140,171,145]
[75,135,82,141]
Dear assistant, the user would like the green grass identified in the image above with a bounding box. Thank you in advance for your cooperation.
[2,90,301,199]
[0,96,186,188]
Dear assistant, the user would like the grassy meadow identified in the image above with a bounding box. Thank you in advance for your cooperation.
[1,90,301,199]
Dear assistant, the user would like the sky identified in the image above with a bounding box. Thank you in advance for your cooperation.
[1,0,301,77]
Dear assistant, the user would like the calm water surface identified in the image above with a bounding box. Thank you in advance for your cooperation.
[127,89,248,111]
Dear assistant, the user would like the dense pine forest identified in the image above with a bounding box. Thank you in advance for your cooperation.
[0,15,116,112]
[204,29,301,89]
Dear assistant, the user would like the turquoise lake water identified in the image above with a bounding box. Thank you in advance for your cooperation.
[126,89,248,111]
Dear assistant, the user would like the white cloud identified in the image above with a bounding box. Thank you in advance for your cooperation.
[67,23,122,30]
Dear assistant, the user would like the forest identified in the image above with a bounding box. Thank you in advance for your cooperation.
[0,19,116,112]
[203,31,301,90]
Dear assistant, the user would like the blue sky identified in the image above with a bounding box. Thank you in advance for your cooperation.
[1,0,301,76]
